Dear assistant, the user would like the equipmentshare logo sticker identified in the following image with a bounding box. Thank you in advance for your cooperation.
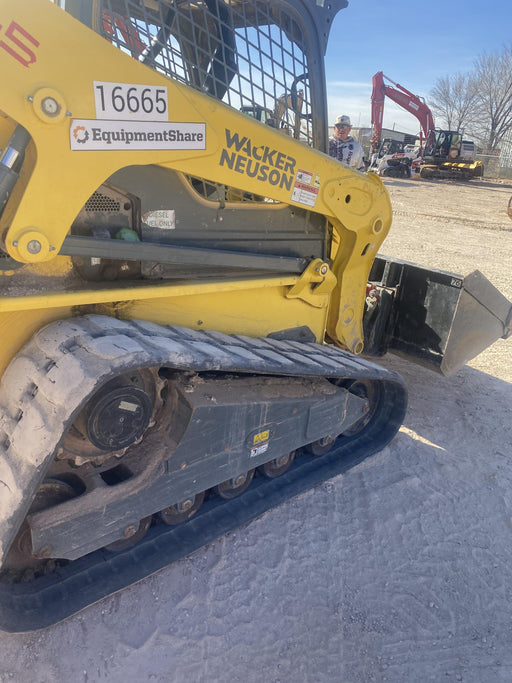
[70,120,206,151]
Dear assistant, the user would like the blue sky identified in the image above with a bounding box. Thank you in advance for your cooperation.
[324,0,512,134]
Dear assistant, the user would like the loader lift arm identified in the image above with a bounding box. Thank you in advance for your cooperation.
[0,0,381,355]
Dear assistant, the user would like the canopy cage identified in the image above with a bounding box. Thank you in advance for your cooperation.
[95,0,331,148]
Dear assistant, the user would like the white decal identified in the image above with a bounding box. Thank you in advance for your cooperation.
[291,168,319,208]
[70,120,206,151]
[142,210,176,230]
[296,169,312,184]
[250,442,269,458]
[118,401,139,412]
[94,82,168,121]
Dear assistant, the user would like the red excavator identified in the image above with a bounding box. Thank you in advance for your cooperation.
[371,71,434,151]
[370,72,483,180]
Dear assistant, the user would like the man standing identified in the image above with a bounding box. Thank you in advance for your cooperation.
[328,115,366,172]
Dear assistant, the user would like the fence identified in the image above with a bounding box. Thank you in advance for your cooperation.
[476,154,512,179]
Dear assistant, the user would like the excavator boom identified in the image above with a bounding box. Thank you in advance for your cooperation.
[371,71,434,150]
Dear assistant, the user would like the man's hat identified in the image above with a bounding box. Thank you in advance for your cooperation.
[335,115,351,126]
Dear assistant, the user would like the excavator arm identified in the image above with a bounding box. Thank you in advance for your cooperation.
[371,71,435,150]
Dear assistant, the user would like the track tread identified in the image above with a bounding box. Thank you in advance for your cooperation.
[0,315,407,631]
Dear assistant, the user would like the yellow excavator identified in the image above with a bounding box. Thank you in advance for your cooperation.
[0,0,510,631]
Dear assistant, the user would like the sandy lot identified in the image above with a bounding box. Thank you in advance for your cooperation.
[1,177,511,683]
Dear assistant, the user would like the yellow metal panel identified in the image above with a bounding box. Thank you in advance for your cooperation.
[0,307,72,377]
[0,275,298,312]
[0,0,393,353]
[0,276,329,376]
[118,285,329,340]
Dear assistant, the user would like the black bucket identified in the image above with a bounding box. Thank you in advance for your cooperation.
[368,256,512,376]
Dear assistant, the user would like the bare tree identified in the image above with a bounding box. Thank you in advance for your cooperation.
[471,44,512,152]
[429,73,478,132]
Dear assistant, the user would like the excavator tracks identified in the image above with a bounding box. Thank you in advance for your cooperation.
[0,315,407,632]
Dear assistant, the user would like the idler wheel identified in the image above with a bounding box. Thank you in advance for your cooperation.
[1,478,78,577]
[342,379,379,437]
[84,383,153,451]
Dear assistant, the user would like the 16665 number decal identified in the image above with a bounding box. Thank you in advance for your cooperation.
[94,81,168,121]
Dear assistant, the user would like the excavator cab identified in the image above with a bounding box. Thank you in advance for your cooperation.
[421,129,483,179]
[423,129,461,161]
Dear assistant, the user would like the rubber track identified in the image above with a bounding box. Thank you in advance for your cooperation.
[0,314,407,632]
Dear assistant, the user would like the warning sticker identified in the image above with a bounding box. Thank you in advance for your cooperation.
[250,442,269,458]
[291,168,320,207]
[296,169,313,184]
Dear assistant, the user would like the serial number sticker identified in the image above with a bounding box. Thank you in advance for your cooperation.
[250,442,269,458]
[142,210,176,230]
[118,401,139,412]
[94,81,169,121]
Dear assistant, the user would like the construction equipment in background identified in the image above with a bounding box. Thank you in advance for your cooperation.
[369,138,422,178]
[371,71,483,180]
[0,0,510,631]
[420,129,483,179]
[241,73,307,138]
[371,71,434,151]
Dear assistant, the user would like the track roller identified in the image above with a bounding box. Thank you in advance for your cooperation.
[160,492,205,525]
[258,451,296,478]
[213,470,255,499]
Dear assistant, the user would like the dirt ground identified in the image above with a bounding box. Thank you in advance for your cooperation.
[382,176,512,386]
[0,177,511,683]
[374,178,512,395]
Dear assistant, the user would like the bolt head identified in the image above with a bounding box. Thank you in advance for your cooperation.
[27,239,42,254]
[123,525,137,538]
[41,96,60,117]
